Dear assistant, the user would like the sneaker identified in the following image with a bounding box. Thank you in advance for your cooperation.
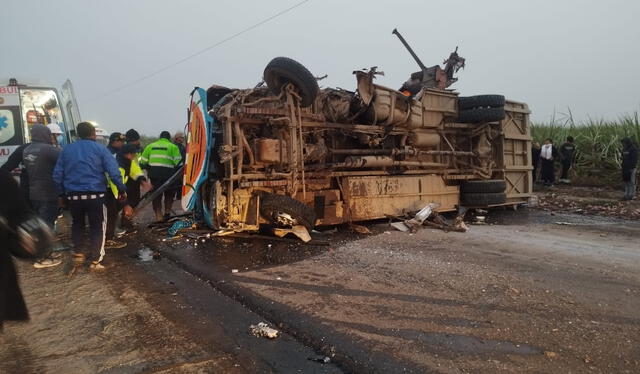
[34,258,62,269]
[105,240,127,249]
[115,228,127,238]
[89,262,105,271]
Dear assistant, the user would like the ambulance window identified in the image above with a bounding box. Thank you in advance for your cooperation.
[19,88,66,143]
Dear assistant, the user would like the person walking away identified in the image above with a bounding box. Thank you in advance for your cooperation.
[139,131,182,221]
[22,124,62,268]
[104,144,151,248]
[559,136,576,183]
[531,142,541,183]
[52,122,126,271]
[540,138,557,187]
[107,132,125,156]
[621,137,638,201]
[172,131,186,203]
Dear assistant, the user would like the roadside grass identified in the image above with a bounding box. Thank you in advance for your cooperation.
[532,111,640,185]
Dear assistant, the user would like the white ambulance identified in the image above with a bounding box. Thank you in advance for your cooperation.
[0,78,81,166]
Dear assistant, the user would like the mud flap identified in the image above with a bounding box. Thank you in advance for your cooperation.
[182,87,214,212]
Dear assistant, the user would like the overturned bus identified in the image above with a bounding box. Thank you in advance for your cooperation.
[181,32,532,232]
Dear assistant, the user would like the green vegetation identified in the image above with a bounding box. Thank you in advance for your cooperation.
[531,111,640,185]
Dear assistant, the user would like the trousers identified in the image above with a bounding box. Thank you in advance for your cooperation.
[105,192,121,240]
[68,195,107,263]
[624,168,637,200]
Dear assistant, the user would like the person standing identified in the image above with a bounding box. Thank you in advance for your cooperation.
[172,131,186,203]
[107,132,125,156]
[22,125,62,268]
[139,131,182,221]
[540,138,558,188]
[621,137,638,201]
[104,144,150,248]
[531,142,541,183]
[52,122,126,270]
[559,136,576,183]
[124,129,142,207]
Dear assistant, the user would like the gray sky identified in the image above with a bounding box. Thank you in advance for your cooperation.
[2,0,639,135]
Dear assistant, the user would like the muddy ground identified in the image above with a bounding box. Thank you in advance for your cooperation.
[1,186,639,373]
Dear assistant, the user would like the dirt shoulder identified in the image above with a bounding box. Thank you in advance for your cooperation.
[187,210,639,373]
[0,258,244,374]
[534,184,640,220]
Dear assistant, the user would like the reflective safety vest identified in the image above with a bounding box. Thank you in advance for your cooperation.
[139,138,182,179]
[107,159,144,197]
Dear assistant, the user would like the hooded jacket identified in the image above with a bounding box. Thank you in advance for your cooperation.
[22,125,60,202]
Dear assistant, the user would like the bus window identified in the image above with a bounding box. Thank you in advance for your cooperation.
[19,88,67,145]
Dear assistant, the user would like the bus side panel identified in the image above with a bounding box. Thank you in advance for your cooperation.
[342,175,459,222]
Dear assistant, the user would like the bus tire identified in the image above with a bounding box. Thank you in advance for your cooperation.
[260,193,317,230]
[264,57,319,107]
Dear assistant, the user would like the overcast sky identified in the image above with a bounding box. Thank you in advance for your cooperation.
[2,0,639,135]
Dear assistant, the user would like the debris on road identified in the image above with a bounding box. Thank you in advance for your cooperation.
[250,322,280,339]
[349,224,372,235]
[307,356,331,364]
[273,225,312,242]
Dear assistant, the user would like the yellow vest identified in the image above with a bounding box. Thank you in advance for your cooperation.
[107,159,144,197]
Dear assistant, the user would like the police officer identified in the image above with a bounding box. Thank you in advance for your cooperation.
[139,131,182,221]
[53,122,126,270]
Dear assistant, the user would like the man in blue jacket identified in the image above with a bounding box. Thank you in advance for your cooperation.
[53,122,126,270]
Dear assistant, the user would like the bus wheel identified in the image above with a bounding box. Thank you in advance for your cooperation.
[260,194,317,231]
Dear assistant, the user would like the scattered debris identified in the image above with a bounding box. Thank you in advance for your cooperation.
[272,225,312,242]
[167,218,195,237]
[231,269,239,273]
[555,221,574,226]
[307,356,331,364]
[349,224,372,235]
[250,322,279,339]
[544,351,558,359]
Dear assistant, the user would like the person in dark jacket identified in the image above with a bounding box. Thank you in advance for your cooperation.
[52,122,126,270]
[0,169,45,329]
[104,144,150,249]
[107,132,125,155]
[621,137,638,200]
[124,129,142,207]
[172,131,186,201]
[22,125,62,268]
[531,142,541,183]
[559,136,576,183]
[0,142,31,204]
[539,138,558,187]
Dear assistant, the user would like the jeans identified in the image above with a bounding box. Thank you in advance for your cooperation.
[624,168,637,199]
[31,200,59,228]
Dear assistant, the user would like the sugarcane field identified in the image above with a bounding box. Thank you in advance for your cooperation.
[1,1,639,373]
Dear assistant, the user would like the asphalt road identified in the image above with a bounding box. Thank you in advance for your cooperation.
[2,208,639,373]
